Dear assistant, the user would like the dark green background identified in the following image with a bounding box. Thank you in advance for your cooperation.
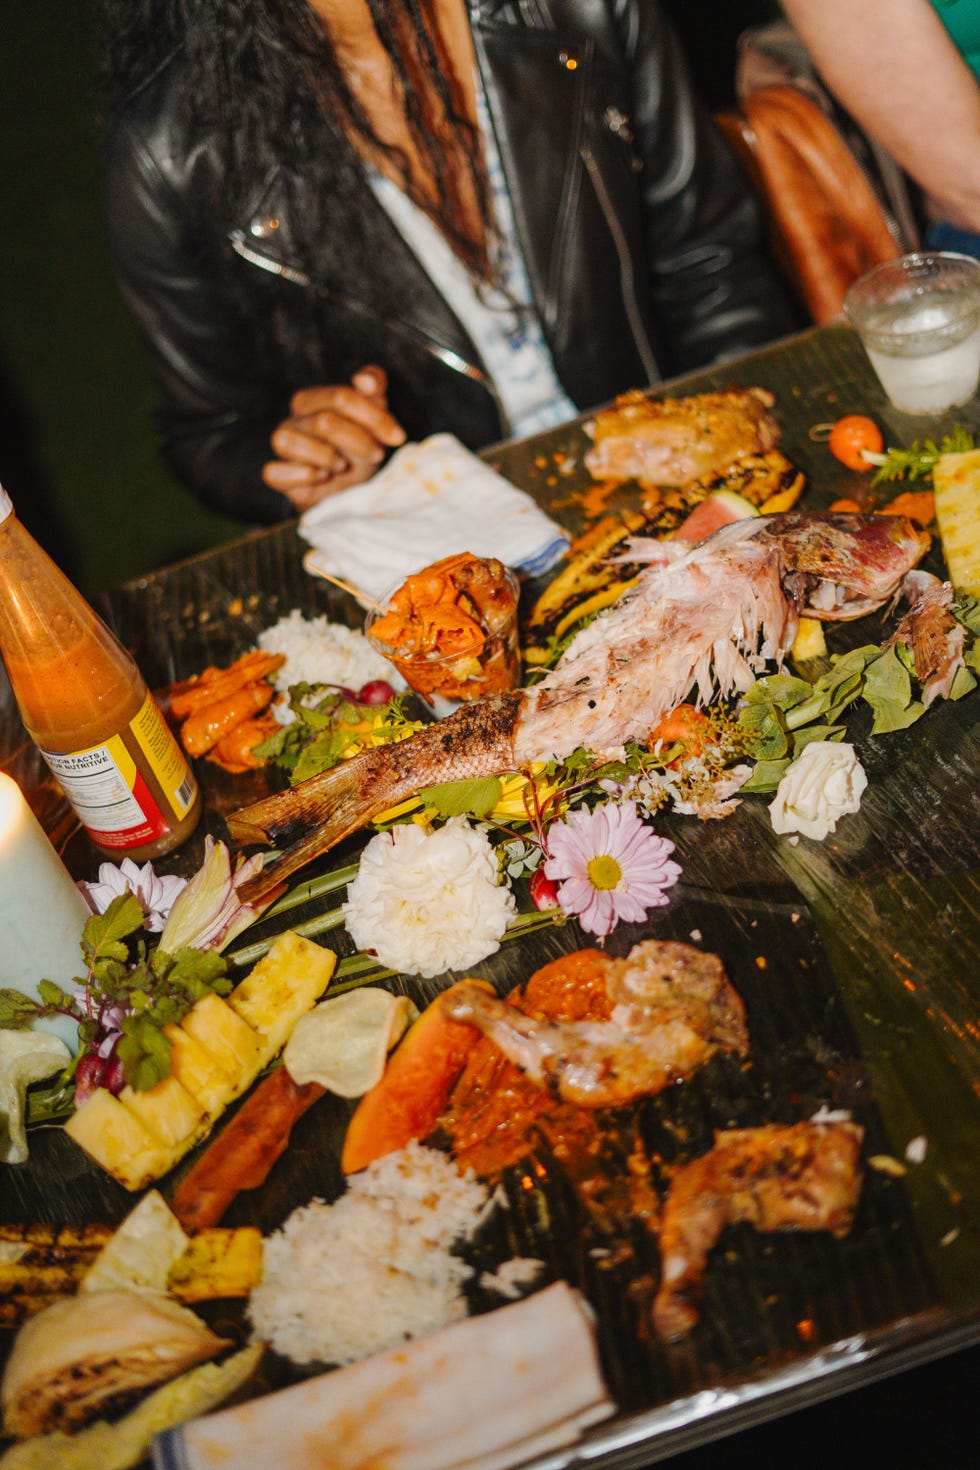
[0,0,245,596]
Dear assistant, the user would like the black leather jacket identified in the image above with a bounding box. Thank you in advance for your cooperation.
[103,0,797,522]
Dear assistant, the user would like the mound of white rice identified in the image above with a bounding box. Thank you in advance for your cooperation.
[248,1143,496,1367]
[256,610,391,695]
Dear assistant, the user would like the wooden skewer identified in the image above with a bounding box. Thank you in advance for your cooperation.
[317,570,387,613]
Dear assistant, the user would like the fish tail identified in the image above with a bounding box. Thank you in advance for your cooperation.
[229,692,523,900]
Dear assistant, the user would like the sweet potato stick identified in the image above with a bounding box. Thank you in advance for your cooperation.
[171,1067,324,1232]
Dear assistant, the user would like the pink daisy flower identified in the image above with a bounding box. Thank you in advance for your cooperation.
[542,800,682,937]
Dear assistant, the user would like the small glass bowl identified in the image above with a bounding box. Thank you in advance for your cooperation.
[365,563,521,716]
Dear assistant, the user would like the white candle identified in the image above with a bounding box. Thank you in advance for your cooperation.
[0,772,89,1051]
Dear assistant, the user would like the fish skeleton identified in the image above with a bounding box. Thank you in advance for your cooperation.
[229,512,929,899]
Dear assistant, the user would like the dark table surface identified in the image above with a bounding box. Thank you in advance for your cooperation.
[4,323,979,1467]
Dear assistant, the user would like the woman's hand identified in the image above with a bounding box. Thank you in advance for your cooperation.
[263,366,406,512]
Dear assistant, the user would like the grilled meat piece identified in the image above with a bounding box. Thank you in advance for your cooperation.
[584,388,780,488]
[442,941,747,1109]
[653,1121,864,1341]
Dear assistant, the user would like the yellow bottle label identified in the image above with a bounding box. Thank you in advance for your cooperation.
[42,695,198,850]
[130,694,197,818]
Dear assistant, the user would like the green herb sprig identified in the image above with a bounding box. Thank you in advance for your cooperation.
[738,612,980,792]
[0,893,231,1095]
[864,425,976,483]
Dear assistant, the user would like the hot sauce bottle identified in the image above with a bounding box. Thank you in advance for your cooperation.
[0,484,202,859]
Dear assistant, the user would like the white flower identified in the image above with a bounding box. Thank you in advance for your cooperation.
[343,817,517,978]
[769,741,868,840]
[78,858,187,932]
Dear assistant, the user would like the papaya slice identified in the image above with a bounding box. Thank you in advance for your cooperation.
[341,980,493,1175]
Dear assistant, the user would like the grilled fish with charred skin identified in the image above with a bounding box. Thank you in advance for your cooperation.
[230,513,929,901]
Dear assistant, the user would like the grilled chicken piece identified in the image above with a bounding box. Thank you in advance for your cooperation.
[584,388,780,488]
[441,940,748,1109]
[653,1121,864,1341]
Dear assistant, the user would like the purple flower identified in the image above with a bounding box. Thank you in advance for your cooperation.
[78,858,187,932]
[543,800,682,938]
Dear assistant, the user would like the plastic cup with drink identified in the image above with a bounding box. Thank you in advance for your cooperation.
[843,252,980,416]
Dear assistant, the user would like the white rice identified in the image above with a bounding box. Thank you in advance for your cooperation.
[248,1143,495,1367]
[256,610,391,696]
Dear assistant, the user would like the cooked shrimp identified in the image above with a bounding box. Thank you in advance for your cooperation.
[208,711,281,773]
[168,651,285,720]
[181,680,276,757]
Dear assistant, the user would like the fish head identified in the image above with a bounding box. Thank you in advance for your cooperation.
[759,512,931,619]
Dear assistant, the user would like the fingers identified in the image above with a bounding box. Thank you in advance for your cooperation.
[262,458,376,514]
[263,367,407,514]
[289,372,405,449]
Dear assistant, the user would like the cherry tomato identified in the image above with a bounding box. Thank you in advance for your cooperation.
[827,415,883,471]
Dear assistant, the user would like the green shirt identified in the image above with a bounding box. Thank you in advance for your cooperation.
[932,0,980,84]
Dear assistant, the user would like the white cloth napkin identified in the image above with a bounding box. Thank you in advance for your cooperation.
[152,1282,614,1470]
[298,434,569,607]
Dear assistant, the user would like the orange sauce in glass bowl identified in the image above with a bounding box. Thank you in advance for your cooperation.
[366,553,521,710]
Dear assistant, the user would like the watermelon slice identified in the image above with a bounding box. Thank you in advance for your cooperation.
[674,490,760,545]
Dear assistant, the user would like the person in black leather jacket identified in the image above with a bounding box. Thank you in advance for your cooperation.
[97,0,797,523]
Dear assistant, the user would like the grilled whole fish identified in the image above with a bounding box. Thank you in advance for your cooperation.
[230,512,929,899]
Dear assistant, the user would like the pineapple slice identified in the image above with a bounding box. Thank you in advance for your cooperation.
[791,616,828,663]
[933,450,980,594]
[164,1023,238,1118]
[167,1227,263,1302]
[178,994,264,1092]
[228,930,337,1064]
[64,1091,179,1192]
[64,930,336,1190]
[119,1075,210,1155]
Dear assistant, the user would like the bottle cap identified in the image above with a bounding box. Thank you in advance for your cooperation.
[0,485,12,524]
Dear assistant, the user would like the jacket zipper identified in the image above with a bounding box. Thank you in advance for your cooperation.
[580,146,660,384]
[228,229,507,425]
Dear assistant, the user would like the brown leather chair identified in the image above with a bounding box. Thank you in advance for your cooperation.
[716,83,905,325]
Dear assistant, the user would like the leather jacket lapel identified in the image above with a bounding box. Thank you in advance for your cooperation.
[473,19,591,339]
[227,159,494,398]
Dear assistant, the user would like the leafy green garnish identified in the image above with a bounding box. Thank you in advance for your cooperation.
[254,686,420,784]
[417,775,504,820]
[2,892,231,1098]
[867,425,976,483]
[735,629,967,788]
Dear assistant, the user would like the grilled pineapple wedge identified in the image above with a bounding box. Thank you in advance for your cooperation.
[932,449,980,595]
[65,931,336,1190]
